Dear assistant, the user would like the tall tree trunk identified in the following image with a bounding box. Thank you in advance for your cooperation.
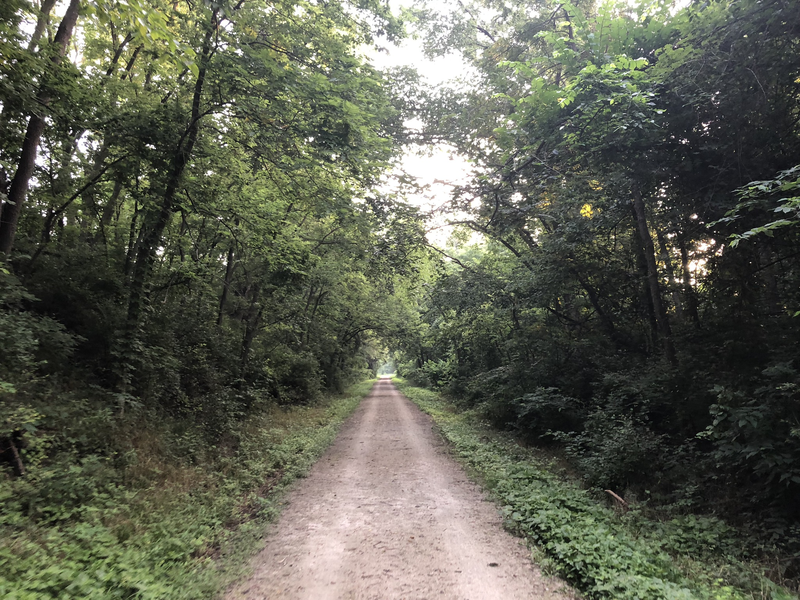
[240,285,263,377]
[124,199,141,277]
[305,291,326,346]
[100,176,124,229]
[631,215,659,351]
[117,11,218,391]
[656,227,684,321]
[631,186,677,365]
[124,11,217,334]
[573,269,640,354]
[758,246,781,316]
[27,0,58,52]
[0,0,80,256]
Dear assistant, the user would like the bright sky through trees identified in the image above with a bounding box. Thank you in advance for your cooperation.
[367,0,476,245]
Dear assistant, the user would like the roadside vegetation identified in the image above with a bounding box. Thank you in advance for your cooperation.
[396,378,796,600]
[391,0,800,593]
[2,0,800,597]
[0,380,371,599]
[1,0,415,596]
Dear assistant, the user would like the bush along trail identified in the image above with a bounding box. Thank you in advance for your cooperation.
[394,379,797,600]
[0,381,372,599]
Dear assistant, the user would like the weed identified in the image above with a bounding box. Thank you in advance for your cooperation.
[395,378,798,600]
[0,380,372,599]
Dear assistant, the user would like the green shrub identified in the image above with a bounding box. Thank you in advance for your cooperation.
[0,380,372,599]
[0,270,78,385]
[395,379,795,600]
[420,357,457,389]
[509,387,585,443]
[557,410,670,490]
[701,365,800,509]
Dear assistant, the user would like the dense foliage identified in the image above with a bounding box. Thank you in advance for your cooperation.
[395,0,800,588]
[3,0,800,596]
[0,0,419,596]
[0,381,371,598]
[398,379,797,600]
[0,0,419,405]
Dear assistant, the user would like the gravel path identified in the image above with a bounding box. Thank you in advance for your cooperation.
[225,378,572,600]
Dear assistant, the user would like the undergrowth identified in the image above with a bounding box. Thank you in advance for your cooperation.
[394,378,797,600]
[0,380,373,599]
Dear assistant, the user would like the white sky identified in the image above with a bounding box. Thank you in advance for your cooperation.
[365,2,477,246]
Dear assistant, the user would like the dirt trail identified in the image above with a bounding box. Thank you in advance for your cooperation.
[226,378,571,600]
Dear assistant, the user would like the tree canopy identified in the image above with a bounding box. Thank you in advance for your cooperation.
[394,0,800,580]
[2,0,800,595]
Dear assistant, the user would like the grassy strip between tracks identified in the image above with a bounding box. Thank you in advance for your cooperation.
[0,380,372,600]
[394,378,797,600]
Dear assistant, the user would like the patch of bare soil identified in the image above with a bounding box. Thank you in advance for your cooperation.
[225,378,573,599]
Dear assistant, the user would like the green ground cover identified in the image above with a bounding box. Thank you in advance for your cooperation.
[395,378,797,600]
[0,380,373,599]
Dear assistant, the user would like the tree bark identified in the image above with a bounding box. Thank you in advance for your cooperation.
[631,186,677,365]
[306,291,326,345]
[240,285,263,377]
[572,267,641,354]
[656,227,684,321]
[106,33,133,76]
[100,175,124,229]
[0,0,81,256]
[27,0,58,53]
[759,246,781,316]
[631,214,659,350]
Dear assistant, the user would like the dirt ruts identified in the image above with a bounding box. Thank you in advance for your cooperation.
[225,378,572,599]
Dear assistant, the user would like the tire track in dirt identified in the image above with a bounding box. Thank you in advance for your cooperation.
[225,378,572,600]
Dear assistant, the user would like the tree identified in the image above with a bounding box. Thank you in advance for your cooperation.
[396,0,800,534]
[0,0,80,255]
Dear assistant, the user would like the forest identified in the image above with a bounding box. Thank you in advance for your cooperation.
[1,0,799,597]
